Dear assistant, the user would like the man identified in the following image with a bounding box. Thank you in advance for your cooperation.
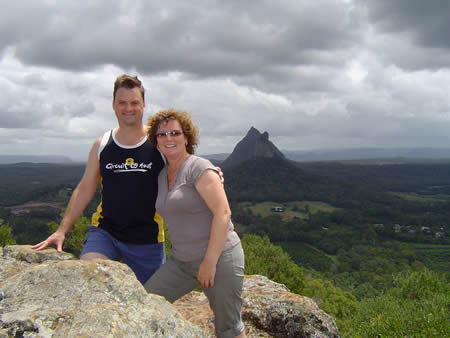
[33,75,165,284]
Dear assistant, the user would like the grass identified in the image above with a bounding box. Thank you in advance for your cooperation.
[238,200,339,220]
[276,241,335,271]
[398,243,450,273]
[284,201,339,213]
[389,191,450,203]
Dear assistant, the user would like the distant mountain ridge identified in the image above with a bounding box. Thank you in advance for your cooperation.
[205,147,450,163]
[221,127,286,168]
[202,153,229,161]
[282,147,450,162]
[0,155,73,164]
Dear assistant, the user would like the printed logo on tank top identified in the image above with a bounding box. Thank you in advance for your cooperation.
[105,157,153,173]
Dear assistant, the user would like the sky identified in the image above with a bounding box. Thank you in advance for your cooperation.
[1,0,449,161]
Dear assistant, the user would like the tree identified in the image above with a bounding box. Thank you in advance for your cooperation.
[47,210,89,257]
[338,269,450,337]
[302,277,356,320]
[242,234,356,320]
[241,234,305,294]
[0,219,16,246]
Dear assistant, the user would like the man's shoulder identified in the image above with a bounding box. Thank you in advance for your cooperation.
[95,130,113,158]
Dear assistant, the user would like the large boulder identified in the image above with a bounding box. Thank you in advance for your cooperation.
[0,246,340,337]
[174,275,340,337]
[0,246,202,337]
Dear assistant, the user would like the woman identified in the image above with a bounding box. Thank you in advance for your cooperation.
[144,109,246,338]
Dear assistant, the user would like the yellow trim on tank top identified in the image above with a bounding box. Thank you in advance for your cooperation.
[91,179,104,227]
[154,212,165,243]
[91,201,103,227]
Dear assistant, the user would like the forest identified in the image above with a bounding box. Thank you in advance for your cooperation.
[0,159,449,337]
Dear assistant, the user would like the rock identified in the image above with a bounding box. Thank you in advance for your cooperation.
[243,275,340,337]
[3,245,74,263]
[174,275,340,338]
[1,245,340,337]
[1,245,75,282]
[0,245,203,337]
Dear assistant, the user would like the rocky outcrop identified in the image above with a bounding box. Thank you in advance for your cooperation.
[0,246,340,337]
[174,275,340,337]
[222,127,286,168]
[0,246,202,337]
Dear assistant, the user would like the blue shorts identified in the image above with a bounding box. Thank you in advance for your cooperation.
[81,225,165,285]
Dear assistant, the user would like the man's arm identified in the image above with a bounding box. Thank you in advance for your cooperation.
[32,138,102,252]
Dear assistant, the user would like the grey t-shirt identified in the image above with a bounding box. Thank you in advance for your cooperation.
[156,155,240,262]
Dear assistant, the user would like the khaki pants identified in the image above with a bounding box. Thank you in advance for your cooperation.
[145,243,245,338]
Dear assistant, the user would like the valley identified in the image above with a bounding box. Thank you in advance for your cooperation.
[1,154,449,336]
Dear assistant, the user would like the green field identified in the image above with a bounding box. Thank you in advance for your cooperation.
[398,243,450,273]
[238,200,339,220]
[276,241,335,272]
[390,191,450,203]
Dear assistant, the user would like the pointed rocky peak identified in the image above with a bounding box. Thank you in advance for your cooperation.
[222,127,286,168]
[246,126,261,137]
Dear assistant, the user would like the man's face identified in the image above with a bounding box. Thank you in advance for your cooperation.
[112,87,145,127]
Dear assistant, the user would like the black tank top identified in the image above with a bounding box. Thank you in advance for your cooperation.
[91,130,165,244]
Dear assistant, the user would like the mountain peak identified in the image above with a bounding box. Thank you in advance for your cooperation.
[222,127,286,167]
[247,126,261,137]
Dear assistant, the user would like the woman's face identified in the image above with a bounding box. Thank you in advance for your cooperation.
[156,119,187,158]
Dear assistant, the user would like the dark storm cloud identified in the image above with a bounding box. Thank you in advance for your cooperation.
[358,0,450,48]
[1,1,363,84]
[0,1,123,70]
[1,1,449,158]
[356,0,450,70]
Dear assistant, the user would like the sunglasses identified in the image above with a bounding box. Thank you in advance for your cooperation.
[156,129,184,138]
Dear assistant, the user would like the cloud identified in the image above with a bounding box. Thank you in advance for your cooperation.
[356,0,450,70]
[1,2,363,83]
[357,0,450,48]
[0,0,449,160]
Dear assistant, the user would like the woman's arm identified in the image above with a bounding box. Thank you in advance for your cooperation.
[195,168,232,288]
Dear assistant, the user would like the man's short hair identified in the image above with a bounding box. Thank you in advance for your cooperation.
[113,74,145,102]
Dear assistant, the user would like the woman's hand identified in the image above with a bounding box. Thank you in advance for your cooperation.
[197,259,217,288]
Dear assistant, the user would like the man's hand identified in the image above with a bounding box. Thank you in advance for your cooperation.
[32,231,66,252]
[216,167,224,184]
